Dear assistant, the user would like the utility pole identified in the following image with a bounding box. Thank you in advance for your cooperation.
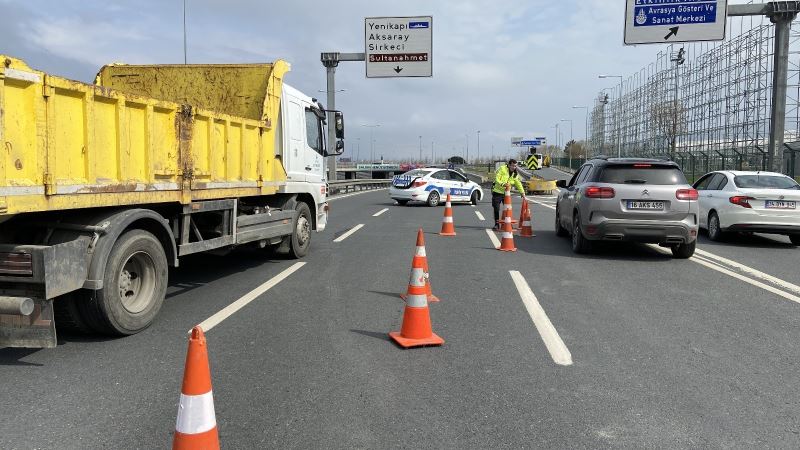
[670,47,685,160]
[419,135,422,163]
[431,140,434,164]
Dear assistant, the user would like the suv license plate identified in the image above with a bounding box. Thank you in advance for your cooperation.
[765,200,796,209]
[627,200,664,210]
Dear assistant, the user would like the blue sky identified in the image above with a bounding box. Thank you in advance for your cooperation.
[0,0,753,161]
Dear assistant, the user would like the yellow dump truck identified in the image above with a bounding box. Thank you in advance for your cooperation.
[0,55,345,347]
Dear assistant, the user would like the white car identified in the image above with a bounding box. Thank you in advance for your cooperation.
[390,168,483,206]
[693,170,800,244]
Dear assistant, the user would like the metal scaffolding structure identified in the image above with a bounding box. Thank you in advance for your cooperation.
[588,14,800,180]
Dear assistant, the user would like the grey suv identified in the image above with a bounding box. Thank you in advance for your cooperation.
[555,157,699,258]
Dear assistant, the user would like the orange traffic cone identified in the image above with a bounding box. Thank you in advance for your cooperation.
[498,185,517,252]
[173,327,220,450]
[439,193,457,236]
[516,198,527,230]
[519,199,535,238]
[390,236,444,348]
[401,229,440,303]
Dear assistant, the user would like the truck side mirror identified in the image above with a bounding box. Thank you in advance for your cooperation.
[334,140,345,155]
[335,112,345,139]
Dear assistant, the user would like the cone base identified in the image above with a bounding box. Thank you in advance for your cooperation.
[401,293,440,303]
[498,247,517,252]
[439,232,457,236]
[389,331,444,348]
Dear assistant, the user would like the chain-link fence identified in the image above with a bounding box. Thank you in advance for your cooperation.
[587,16,800,179]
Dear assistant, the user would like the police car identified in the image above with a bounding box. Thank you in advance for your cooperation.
[390,168,484,206]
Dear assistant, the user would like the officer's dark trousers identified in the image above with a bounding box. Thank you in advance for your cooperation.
[491,192,504,227]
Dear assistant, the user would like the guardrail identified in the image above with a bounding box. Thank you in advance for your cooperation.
[327,179,392,196]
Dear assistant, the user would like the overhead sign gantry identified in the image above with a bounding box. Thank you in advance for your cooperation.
[624,0,728,45]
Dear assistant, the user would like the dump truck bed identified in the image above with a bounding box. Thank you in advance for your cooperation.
[0,56,290,217]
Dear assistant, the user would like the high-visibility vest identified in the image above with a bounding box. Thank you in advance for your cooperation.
[492,165,525,195]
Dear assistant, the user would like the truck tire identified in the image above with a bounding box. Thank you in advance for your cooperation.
[78,230,168,335]
[53,293,92,334]
[290,202,311,259]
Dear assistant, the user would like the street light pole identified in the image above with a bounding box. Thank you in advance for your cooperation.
[477,130,480,163]
[561,119,574,169]
[419,135,422,163]
[361,124,380,178]
[465,134,469,164]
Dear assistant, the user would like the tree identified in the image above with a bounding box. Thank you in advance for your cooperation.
[448,156,465,164]
[564,140,586,159]
[650,100,686,158]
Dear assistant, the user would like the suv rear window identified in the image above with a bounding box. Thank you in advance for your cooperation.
[598,165,687,185]
[733,175,800,189]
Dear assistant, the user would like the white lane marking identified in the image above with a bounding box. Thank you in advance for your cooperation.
[471,204,476,208]
[485,228,501,249]
[372,208,389,217]
[510,271,573,366]
[527,197,556,210]
[695,248,800,296]
[334,224,364,242]
[195,262,306,333]
[475,211,486,221]
[692,256,800,305]
[645,244,800,305]
[328,188,388,202]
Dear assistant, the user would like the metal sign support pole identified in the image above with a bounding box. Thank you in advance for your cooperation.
[320,52,366,181]
[728,2,799,174]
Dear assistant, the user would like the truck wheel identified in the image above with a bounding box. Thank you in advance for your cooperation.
[53,293,92,334]
[78,230,168,335]
[290,202,312,259]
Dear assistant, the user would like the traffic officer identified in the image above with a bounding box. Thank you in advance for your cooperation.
[492,159,526,230]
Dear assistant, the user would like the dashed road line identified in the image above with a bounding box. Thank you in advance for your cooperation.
[475,211,486,221]
[194,262,306,333]
[334,224,364,242]
[372,208,389,217]
[485,228,501,249]
[510,271,573,366]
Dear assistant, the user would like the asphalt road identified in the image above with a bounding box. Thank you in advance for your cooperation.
[2,181,800,449]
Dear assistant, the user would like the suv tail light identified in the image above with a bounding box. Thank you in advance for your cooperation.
[412,180,427,188]
[584,186,615,198]
[729,195,753,208]
[676,188,698,200]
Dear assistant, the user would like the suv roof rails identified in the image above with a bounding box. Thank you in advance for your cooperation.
[589,155,610,160]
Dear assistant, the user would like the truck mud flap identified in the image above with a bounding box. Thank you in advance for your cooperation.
[0,297,56,348]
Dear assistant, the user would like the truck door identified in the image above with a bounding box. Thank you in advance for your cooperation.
[284,99,307,182]
[303,108,325,184]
